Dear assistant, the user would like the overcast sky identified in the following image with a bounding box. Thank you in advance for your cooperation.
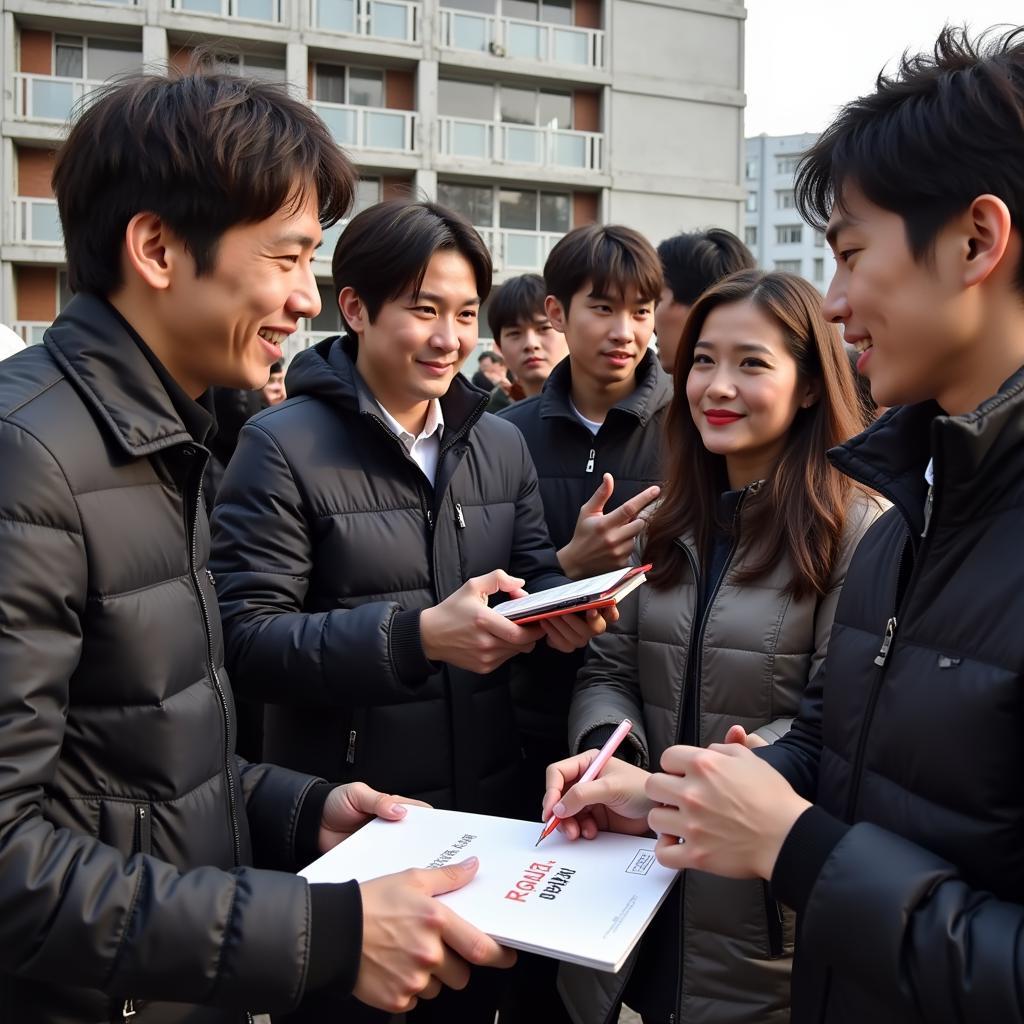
[744,0,1024,138]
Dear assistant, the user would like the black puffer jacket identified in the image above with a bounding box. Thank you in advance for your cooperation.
[0,296,358,1023]
[210,336,565,815]
[498,351,672,744]
[760,365,1024,1023]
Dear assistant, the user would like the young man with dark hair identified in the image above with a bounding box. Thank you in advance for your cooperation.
[654,227,755,372]
[471,347,507,391]
[0,69,514,1023]
[210,198,611,1022]
[484,273,569,412]
[626,27,1024,1023]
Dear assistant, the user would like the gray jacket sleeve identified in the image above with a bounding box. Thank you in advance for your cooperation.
[0,421,315,1012]
[211,420,433,707]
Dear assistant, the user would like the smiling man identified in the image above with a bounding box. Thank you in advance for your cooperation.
[632,26,1024,1024]
[210,199,613,1023]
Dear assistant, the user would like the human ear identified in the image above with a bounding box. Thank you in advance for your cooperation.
[961,194,1012,288]
[338,287,369,333]
[799,376,822,409]
[545,294,568,334]
[123,212,178,291]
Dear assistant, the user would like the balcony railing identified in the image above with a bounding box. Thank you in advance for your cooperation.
[168,0,283,21]
[13,73,106,123]
[440,8,604,68]
[11,198,63,246]
[312,102,416,154]
[310,0,420,42]
[12,321,50,345]
[476,227,563,272]
[439,116,602,172]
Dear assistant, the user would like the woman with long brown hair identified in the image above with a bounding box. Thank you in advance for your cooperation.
[544,270,887,1024]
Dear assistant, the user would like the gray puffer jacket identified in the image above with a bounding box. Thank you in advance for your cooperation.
[562,487,886,1024]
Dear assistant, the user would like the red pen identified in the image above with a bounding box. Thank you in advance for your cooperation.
[536,718,633,846]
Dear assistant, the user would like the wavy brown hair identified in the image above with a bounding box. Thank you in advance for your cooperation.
[644,270,868,599]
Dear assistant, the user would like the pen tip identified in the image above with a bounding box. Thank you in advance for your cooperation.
[534,836,542,847]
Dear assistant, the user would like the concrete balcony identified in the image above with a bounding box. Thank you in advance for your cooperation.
[476,226,562,273]
[309,0,421,43]
[12,73,105,125]
[439,8,604,69]
[12,321,50,345]
[312,101,417,156]
[167,0,284,23]
[439,116,602,173]
[10,198,63,247]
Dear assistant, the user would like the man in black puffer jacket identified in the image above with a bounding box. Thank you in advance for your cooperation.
[621,26,1024,1024]
[0,69,513,1024]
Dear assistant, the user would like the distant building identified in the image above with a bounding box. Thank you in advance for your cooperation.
[744,132,829,293]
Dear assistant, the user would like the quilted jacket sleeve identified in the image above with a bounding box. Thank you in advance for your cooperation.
[0,419,327,1012]
[211,419,434,707]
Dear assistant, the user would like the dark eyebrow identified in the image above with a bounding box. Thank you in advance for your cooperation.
[694,340,775,356]
[413,291,481,306]
[270,232,319,249]
[825,216,858,248]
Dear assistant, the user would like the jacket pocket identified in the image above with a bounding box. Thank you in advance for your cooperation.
[762,881,784,959]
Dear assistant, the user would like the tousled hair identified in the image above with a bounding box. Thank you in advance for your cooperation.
[488,274,548,341]
[796,24,1024,291]
[657,229,755,306]
[53,59,356,295]
[644,271,869,600]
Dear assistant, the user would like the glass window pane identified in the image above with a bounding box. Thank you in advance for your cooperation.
[315,64,346,104]
[499,189,538,229]
[438,183,493,226]
[540,0,572,24]
[54,43,84,79]
[86,39,141,81]
[450,12,489,50]
[445,0,494,11]
[319,221,345,264]
[505,232,540,269]
[348,69,384,108]
[30,79,76,120]
[316,0,355,30]
[500,86,535,125]
[244,54,286,82]
[368,1,409,38]
[538,90,571,129]
[552,132,586,167]
[539,192,570,232]
[31,202,63,243]
[438,79,492,120]
[237,0,277,19]
[316,103,357,145]
[553,28,588,65]
[179,0,221,12]
[505,126,541,163]
[504,0,538,19]
[450,120,490,158]
[355,178,381,214]
[506,22,542,60]
[366,110,406,149]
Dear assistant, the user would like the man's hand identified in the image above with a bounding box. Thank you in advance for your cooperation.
[723,724,769,750]
[541,749,654,840]
[356,857,517,1013]
[319,783,430,853]
[557,474,660,580]
[644,743,810,880]
[420,570,544,674]
[537,605,618,653]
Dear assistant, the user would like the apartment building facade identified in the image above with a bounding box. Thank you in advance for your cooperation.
[2,0,746,356]
[744,131,830,294]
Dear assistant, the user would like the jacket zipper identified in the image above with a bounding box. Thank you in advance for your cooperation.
[762,880,784,958]
[454,502,466,529]
[346,729,358,765]
[121,999,136,1020]
[585,447,596,473]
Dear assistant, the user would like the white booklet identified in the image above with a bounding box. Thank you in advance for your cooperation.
[300,806,678,973]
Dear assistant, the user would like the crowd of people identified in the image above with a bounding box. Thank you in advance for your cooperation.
[1,21,1023,1024]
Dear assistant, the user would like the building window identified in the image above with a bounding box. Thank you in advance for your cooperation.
[776,190,796,210]
[776,224,802,245]
[438,182,496,226]
[215,51,287,82]
[776,154,800,175]
[54,34,142,80]
[746,191,758,213]
[744,226,757,246]
[813,258,825,282]
[814,229,826,247]
[774,259,802,274]
[439,79,573,129]
[314,64,385,106]
[745,157,758,179]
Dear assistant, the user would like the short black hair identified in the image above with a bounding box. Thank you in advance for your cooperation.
[478,350,504,365]
[332,199,492,327]
[53,61,355,296]
[544,224,663,317]
[657,229,755,306]
[796,25,1024,291]
[268,361,283,374]
[487,274,547,341]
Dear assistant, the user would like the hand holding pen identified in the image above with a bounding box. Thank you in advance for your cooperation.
[539,720,656,844]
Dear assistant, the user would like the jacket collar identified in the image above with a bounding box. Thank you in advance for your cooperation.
[286,334,489,441]
[829,363,1024,532]
[538,349,672,428]
[43,293,199,458]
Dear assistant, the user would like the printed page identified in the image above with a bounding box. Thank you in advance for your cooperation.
[300,806,678,972]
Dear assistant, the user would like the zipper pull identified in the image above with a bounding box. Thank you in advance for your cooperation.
[874,617,898,666]
[346,730,358,765]
[921,484,934,538]
[426,509,433,529]
[585,448,596,473]
[122,999,137,1020]
[455,503,467,529]
[205,568,215,586]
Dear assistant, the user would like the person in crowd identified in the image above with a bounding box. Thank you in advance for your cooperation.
[496,225,669,1023]
[559,26,1024,1024]
[0,68,516,1023]
[210,198,614,1023]
[262,359,287,405]
[471,347,508,391]
[654,228,755,373]
[484,273,568,412]
[547,269,883,1024]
